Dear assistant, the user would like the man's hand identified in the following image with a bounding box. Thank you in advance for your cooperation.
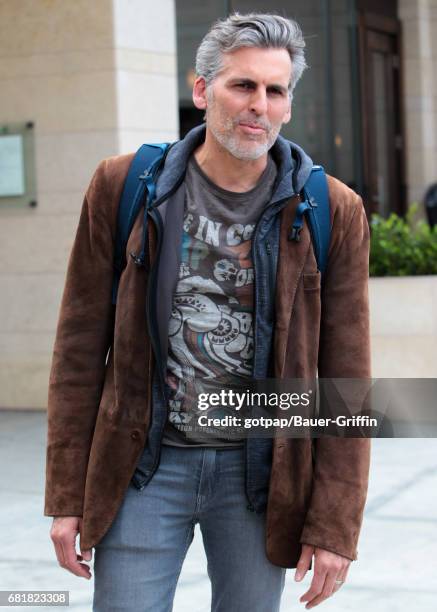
[294,544,350,609]
[50,517,93,579]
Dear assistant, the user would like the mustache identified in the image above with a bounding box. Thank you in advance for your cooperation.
[234,115,271,131]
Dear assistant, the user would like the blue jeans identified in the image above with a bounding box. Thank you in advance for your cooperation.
[93,445,286,611]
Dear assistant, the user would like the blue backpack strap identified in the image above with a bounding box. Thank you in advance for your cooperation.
[112,142,170,305]
[288,165,331,278]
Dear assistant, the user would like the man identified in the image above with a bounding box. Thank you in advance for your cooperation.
[45,13,371,612]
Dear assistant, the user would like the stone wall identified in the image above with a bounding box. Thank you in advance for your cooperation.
[369,276,437,377]
[0,0,178,408]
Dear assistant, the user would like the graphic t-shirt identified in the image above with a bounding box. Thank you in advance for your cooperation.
[162,153,277,446]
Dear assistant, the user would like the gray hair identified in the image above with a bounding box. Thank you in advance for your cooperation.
[195,13,307,100]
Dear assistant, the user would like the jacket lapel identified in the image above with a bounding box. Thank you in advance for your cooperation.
[274,195,311,378]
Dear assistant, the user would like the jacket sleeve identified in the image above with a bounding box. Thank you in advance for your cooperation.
[44,160,116,517]
[300,190,371,561]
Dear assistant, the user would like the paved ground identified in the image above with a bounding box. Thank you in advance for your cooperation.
[1,409,437,611]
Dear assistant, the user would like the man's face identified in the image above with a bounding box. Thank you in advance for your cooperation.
[194,47,292,160]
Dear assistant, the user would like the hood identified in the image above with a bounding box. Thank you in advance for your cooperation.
[155,123,314,203]
[271,132,313,202]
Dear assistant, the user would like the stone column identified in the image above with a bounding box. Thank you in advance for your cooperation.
[112,0,179,152]
[399,0,437,205]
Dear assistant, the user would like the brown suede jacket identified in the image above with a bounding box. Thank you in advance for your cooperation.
[44,138,371,569]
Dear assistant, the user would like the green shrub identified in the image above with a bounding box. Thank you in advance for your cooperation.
[369,204,437,276]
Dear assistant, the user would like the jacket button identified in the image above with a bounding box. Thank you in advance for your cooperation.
[131,430,141,440]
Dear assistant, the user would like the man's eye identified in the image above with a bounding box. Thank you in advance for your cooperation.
[268,88,283,96]
[236,83,252,90]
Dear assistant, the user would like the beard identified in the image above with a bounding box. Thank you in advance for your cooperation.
[205,90,283,161]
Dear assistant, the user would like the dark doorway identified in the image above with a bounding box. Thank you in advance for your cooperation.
[180,106,204,139]
[358,12,406,217]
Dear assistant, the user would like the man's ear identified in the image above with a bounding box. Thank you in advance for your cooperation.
[193,76,208,111]
[283,102,292,124]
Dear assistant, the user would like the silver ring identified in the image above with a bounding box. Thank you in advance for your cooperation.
[335,580,344,585]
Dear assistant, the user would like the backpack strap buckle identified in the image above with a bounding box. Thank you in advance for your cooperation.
[289,225,303,242]
[289,200,311,242]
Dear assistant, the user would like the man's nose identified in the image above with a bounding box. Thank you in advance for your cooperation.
[248,88,268,115]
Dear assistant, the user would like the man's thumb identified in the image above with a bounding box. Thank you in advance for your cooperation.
[295,544,313,581]
[81,549,92,561]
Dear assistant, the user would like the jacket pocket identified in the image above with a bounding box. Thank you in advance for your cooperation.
[303,271,321,291]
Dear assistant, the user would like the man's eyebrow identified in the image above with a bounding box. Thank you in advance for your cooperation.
[228,77,288,93]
